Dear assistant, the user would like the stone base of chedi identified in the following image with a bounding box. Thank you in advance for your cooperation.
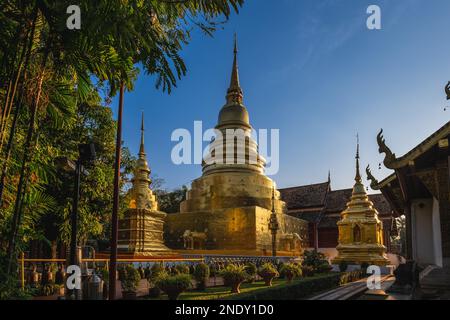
[118,209,174,256]
[165,201,307,256]
[164,37,308,256]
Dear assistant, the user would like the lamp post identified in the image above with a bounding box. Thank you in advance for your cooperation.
[58,143,96,300]
[269,187,279,257]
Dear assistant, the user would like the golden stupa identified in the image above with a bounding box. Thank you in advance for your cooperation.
[164,37,307,256]
[332,140,389,266]
[117,114,172,256]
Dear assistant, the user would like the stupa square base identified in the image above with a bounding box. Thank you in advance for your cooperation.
[332,245,390,266]
[165,206,306,255]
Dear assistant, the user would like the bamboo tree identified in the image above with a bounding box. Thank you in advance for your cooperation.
[6,40,50,273]
[0,6,38,207]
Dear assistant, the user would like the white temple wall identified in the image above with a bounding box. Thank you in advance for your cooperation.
[411,198,442,266]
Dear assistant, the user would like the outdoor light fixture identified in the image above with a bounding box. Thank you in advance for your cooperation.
[58,143,96,300]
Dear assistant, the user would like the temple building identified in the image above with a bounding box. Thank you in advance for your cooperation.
[117,114,172,256]
[370,122,450,292]
[279,176,395,261]
[331,142,389,266]
[164,37,308,256]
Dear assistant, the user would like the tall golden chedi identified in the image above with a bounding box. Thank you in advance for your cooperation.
[165,37,307,255]
[118,114,172,256]
[332,140,389,265]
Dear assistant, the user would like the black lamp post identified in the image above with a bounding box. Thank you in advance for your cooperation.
[269,187,279,257]
[59,143,95,299]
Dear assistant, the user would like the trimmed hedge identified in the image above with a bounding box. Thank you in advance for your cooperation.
[225,271,364,300]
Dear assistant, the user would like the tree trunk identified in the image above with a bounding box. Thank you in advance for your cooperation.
[109,81,125,300]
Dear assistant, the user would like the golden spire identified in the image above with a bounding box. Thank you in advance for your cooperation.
[355,134,361,183]
[139,111,145,157]
[128,112,157,211]
[226,33,244,105]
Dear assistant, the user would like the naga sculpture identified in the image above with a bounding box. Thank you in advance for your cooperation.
[377,129,397,168]
[366,165,380,190]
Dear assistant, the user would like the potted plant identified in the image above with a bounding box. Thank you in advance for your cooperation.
[281,263,302,283]
[147,263,164,298]
[258,263,279,287]
[120,265,141,300]
[174,264,190,275]
[220,264,248,294]
[193,263,210,291]
[155,272,192,300]
[244,263,257,283]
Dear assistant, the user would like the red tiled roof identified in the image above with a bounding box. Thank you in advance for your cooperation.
[281,184,393,215]
[279,182,330,210]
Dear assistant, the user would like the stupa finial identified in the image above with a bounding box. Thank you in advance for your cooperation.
[355,133,361,183]
[226,33,244,105]
[139,112,145,157]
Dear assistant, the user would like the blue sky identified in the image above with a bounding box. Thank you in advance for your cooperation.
[112,0,450,192]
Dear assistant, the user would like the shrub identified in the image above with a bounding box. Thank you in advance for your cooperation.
[226,272,364,300]
[228,276,337,300]
[174,264,190,275]
[155,273,192,300]
[301,265,315,277]
[317,263,333,274]
[150,263,165,282]
[0,253,33,300]
[302,250,329,273]
[339,261,349,272]
[281,263,302,283]
[121,265,141,294]
[244,263,257,283]
[193,263,210,291]
[220,264,248,294]
[258,263,279,287]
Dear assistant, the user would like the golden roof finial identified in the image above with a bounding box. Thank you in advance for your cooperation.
[226,33,244,105]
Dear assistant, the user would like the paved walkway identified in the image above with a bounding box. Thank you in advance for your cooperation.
[309,276,392,300]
